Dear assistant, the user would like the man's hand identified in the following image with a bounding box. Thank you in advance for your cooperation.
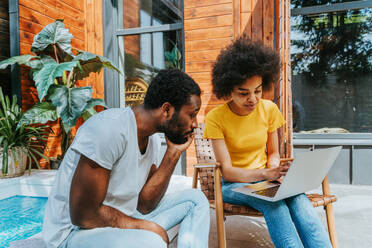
[141,220,169,245]
[165,133,194,154]
[263,162,291,181]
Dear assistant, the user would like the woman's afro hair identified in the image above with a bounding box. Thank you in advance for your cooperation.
[212,36,281,99]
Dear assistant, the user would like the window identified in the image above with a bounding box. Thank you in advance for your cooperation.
[291,0,372,133]
[118,0,183,107]
[0,0,11,97]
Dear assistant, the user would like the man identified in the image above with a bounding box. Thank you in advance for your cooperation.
[42,69,210,248]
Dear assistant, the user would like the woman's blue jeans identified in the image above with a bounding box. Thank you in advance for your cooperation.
[221,179,332,248]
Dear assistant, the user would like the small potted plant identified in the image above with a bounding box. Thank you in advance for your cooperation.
[0,87,49,178]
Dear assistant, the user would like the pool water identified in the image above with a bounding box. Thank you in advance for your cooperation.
[0,195,47,248]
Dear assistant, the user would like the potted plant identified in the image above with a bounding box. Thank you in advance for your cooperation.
[0,20,120,164]
[0,87,49,178]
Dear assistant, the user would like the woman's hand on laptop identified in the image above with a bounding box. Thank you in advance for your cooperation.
[263,162,291,181]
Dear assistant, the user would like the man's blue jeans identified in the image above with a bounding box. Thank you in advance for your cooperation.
[222,180,332,248]
[59,189,210,248]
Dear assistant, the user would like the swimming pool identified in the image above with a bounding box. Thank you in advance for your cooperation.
[0,195,47,248]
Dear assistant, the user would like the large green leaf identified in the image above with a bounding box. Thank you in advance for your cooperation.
[28,55,57,79]
[72,51,120,81]
[0,55,39,69]
[31,20,74,55]
[49,85,93,133]
[81,98,106,121]
[85,98,106,110]
[18,102,58,127]
[27,55,56,70]
[33,61,78,101]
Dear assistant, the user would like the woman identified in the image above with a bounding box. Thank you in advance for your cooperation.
[204,37,332,248]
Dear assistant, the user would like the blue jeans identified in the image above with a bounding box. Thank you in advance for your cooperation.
[222,180,332,248]
[59,189,210,248]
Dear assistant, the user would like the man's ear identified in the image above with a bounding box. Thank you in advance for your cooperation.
[160,102,175,120]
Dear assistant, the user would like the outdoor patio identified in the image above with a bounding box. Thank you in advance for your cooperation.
[1,0,372,247]
[5,172,372,248]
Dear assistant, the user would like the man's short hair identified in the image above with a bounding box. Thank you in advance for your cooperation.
[144,69,201,111]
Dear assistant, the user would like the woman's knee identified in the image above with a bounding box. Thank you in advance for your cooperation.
[259,199,288,214]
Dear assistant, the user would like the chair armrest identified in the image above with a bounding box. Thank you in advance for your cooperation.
[280,158,294,163]
[194,162,220,169]
[192,162,220,189]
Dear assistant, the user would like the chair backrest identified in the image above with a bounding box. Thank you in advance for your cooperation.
[125,77,148,107]
[194,123,217,201]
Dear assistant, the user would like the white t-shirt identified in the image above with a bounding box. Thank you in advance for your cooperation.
[42,108,161,248]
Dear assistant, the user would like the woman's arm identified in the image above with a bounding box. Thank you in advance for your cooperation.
[266,130,281,168]
[211,139,289,183]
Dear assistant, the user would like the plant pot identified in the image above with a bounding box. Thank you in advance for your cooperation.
[0,147,28,179]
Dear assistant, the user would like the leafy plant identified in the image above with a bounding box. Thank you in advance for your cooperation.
[0,20,120,158]
[165,41,182,70]
[0,87,49,175]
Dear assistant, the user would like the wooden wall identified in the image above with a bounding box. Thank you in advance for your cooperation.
[184,0,291,176]
[0,0,10,97]
[18,0,104,167]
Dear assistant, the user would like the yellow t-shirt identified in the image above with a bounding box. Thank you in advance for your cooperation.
[204,99,285,170]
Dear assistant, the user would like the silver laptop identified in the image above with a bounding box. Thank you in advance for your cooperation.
[232,146,342,202]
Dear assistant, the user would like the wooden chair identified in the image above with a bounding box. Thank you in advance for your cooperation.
[192,123,338,248]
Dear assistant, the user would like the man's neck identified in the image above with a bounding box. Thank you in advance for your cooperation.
[132,105,158,154]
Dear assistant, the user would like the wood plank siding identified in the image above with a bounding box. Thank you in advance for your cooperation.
[18,0,104,167]
[0,0,11,97]
[184,0,291,175]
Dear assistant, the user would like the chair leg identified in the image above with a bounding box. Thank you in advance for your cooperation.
[214,167,226,248]
[192,168,199,189]
[322,176,338,248]
[325,203,338,248]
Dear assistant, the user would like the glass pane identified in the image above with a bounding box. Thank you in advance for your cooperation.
[291,3,372,133]
[0,0,11,98]
[122,0,182,29]
[123,30,183,107]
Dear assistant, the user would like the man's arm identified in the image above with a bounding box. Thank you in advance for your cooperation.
[69,154,169,244]
[137,135,193,214]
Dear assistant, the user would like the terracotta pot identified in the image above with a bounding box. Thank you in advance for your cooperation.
[0,147,28,179]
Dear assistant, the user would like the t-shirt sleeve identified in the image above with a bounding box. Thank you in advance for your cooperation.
[204,110,224,139]
[268,102,286,132]
[70,118,126,170]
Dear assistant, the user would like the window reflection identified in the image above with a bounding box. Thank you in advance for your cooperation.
[291,1,372,133]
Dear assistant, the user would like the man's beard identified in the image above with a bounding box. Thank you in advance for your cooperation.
[159,112,189,144]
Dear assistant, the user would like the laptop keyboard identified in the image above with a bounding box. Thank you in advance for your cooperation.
[253,185,280,198]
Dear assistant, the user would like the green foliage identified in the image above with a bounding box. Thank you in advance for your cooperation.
[165,42,182,70]
[291,1,372,83]
[0,20,119,157]
[0,88,49,175]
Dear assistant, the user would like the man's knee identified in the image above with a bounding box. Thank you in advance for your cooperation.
[184,188,209,207]
[138,230,167,248]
